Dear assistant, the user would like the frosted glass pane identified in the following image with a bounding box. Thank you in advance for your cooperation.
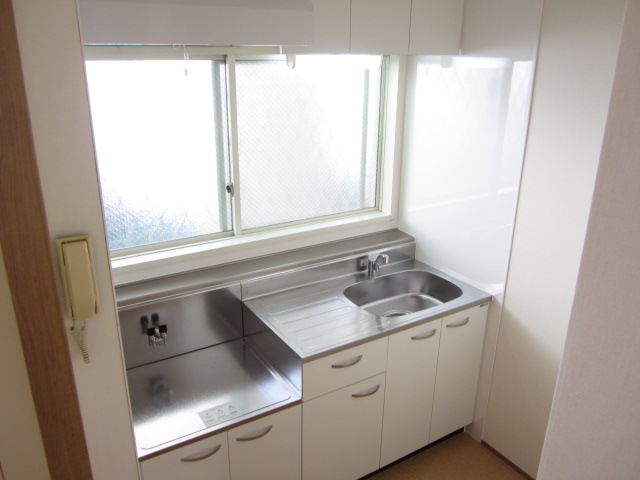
[235,56,381,230]
[85,60,230,251]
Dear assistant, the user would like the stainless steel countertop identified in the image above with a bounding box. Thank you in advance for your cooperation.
[121,235,491,461]
[128,338,300,460]
[244,259,492,362]
[115,230,414,308]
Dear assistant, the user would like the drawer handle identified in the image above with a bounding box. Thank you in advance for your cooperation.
[235,424,273,442]
[332,354,363,369]
[351,384,381,398]
[411,328,437,340]
[446,317,470,328]
[180,444,222,462]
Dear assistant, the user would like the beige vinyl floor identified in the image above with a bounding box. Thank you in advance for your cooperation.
[365,433,528,480]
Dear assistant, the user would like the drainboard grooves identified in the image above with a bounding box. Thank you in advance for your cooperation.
[278,306,357,333]
[271,297,347,324]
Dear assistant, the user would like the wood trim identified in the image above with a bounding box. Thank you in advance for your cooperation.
[0,1,93,479]
[481,440,535,480]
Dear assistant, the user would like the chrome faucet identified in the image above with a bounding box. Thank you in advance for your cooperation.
[369,253,389,278]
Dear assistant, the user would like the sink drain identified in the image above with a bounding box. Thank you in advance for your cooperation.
[383,310,412,318]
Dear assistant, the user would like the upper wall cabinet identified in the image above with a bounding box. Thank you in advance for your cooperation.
[294,0,463,55]
[409,0,463,55]
[350,0,412,54]
[77,0,315,46]
[287,0,352,53]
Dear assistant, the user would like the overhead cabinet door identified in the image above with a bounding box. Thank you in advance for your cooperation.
[350,0,411,54]
[285,0,351,53]
[409,0,463,54]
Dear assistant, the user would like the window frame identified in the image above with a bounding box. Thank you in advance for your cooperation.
[82,46,404,285]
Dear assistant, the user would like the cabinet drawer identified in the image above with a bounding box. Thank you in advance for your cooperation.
[228,405,301,480]
[302,337,388,400]
[140,431,229,480]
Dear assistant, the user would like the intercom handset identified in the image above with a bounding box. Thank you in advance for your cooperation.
[56,234,100,363]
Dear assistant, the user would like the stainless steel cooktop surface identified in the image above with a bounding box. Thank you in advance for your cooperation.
[127,339,293,451]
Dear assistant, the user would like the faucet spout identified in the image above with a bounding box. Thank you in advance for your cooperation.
[370,253,389,278]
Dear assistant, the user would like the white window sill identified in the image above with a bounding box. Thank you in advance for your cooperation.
[111,212,397,286]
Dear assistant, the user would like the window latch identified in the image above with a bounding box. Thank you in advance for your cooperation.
[225,183,234,196]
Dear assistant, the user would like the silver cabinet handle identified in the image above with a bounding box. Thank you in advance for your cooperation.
[180,444,221,462]
[411,328,437,340]
[332,354,363,368]
[235,424,273,442]
[352,384,381,398]
[446,317,470,328]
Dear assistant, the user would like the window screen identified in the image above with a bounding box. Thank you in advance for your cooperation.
[235,55,382,230]
[85,59,231,250]
[85,52,383,253]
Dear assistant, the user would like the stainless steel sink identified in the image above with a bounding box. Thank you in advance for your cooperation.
[343,270,463,318]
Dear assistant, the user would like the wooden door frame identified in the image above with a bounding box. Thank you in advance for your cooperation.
[0,1,93,478]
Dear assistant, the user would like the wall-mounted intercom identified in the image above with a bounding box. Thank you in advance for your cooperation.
[56,234,100,363]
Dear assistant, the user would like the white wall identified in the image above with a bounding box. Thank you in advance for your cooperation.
[9,1,397,478]
[0,247,50,479]
[538,0,640,477]
[7,0,630,478]
[12,0,140,478]
[482,0,626,476]
[398,0,542,441]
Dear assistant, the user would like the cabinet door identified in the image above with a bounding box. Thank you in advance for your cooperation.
[140,432,230,480]
[380,319,442,466]
[284,0,351,54]
[312,0,352,53]
[408,0,463,54]
[303,373,386,480]
[228,405,301,480]
[429,305,488,443]
[350,0,411,54]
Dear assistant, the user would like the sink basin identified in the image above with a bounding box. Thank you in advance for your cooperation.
[343,270,463,318]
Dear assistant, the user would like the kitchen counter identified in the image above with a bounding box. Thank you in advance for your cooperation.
[128,338,300,460]
[118,234,491,461]
[244,258,492,362]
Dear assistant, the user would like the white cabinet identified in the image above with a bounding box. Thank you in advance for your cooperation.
[303,373,386,480]
[228,405,301,480]
[141,304,488,480]
[380,319,442,467]
[310,0,352,53]
[288,0,463,54]
[140,405,300,480]
[350,0,412,54]
[409,0,464,54]
[429,305,488,443]
[302,338,388,480]
[140,431,230,480]
[302,337,388,400]
[285,0,351,53]
[351,0,463,54]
